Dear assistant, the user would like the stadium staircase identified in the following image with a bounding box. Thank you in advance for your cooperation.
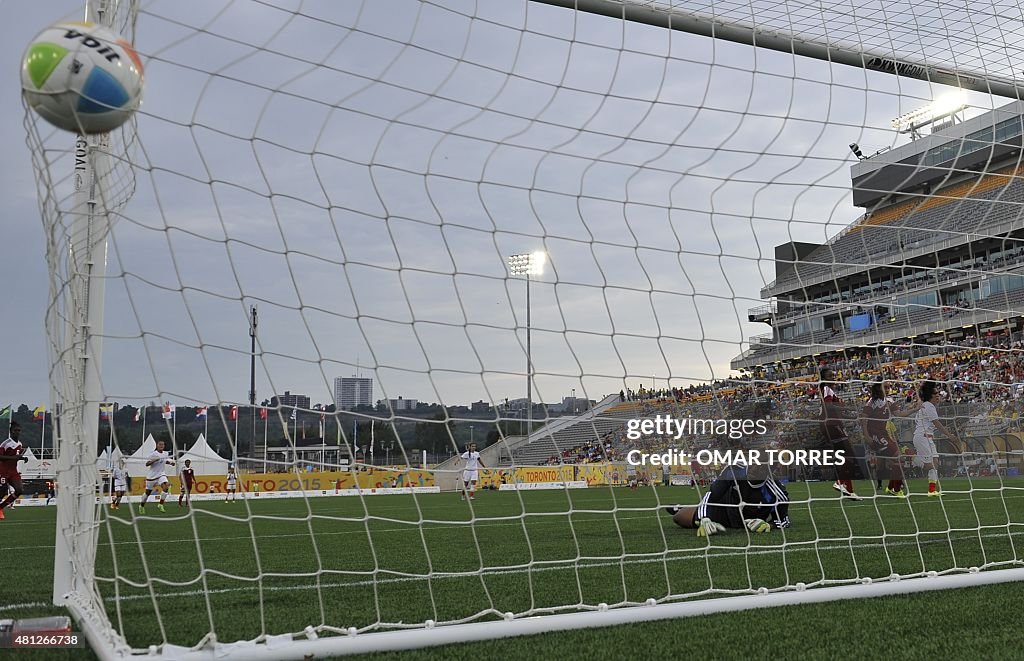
[431,393,625,489]
[506,393,633,466]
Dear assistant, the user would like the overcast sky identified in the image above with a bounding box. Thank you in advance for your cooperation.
[1,0,1008,413]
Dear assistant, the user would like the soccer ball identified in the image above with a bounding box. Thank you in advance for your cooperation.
[21,21,143,134]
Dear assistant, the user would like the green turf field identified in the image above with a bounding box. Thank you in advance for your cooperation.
[3,478,1024,657]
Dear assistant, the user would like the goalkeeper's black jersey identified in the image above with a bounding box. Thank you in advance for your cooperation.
[696,467,790,529]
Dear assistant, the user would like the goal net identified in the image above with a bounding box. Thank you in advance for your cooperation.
[24,0,1024,658]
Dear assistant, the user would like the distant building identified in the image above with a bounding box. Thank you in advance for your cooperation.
[470,400,492,414]
[561,396,590,413]
[504,397,529,411]
[271,391,310,409]
[388,397,418,411]
[335,376,373,410]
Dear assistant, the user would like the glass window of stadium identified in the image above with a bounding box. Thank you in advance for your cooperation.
[988,275,1024,295]
[896,292,937,308]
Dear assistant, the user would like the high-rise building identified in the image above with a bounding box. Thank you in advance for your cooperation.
[335,376,373,410]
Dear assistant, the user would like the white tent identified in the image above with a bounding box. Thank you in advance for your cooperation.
[96,446,124,470]
[124,435,156,474]
[178,434,229,476]
[20,447,55,478]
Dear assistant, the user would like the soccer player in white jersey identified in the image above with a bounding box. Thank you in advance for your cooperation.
[140,439,175,514]
[914,381,960,497]
[460,443,485,500]
[225,465,238,503]
[111,458,128,510]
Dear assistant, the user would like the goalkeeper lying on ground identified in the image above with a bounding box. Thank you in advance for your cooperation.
[665,463,790,536]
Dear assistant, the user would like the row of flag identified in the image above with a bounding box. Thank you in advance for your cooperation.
[0,405,44,422]
[0,403,319,424]
[120,404,299,422]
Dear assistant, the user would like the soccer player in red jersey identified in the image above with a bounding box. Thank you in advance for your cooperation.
[178,459,196,508]
[0,422,27,520]
[819,368,862,500]
[690,459,704,489]
[861,381,919,498]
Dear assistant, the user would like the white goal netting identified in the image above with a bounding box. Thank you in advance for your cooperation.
[24,0,1024,658]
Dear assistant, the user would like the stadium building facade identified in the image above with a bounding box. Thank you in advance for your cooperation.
[734,100,1024,371]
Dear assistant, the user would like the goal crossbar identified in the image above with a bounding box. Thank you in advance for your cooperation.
[530,0,1024,99]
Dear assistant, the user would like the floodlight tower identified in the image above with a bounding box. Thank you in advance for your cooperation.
[892,91,969,140]
[249,304,258,461]
[508,252,546,437]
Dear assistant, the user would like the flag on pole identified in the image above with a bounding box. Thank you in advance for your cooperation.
[162,403,175,420]
[99,403,114,421]
[290,408,297,420]
[0,405,10,422]
[196,406,208,421]
[229,406,238,421]
[133,407,142,423]
[318,413,325,439]
[259,407,268,420]
[33,406,45,421]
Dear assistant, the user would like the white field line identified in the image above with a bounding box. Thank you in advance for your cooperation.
[0,601,50,613]
[3,491,1023,552]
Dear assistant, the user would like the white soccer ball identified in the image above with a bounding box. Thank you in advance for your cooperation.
[21,21,143,134]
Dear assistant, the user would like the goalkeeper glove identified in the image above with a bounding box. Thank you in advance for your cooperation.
[744,518,771,534]
[697,517,726,537]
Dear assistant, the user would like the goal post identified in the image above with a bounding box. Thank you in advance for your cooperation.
[39,0,135,632]
[50,130,108,605]
[21,0,1024,658]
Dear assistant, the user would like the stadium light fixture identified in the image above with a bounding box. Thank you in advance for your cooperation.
[891,90,968,138]
[508,251,547,437]
[508,251,545,276]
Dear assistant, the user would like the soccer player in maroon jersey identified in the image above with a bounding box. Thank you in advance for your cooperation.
[0,422,27,520]
[861,381,919,498]
[819,368,862,500]
[690,459,703,489]
[178,459,196,508]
